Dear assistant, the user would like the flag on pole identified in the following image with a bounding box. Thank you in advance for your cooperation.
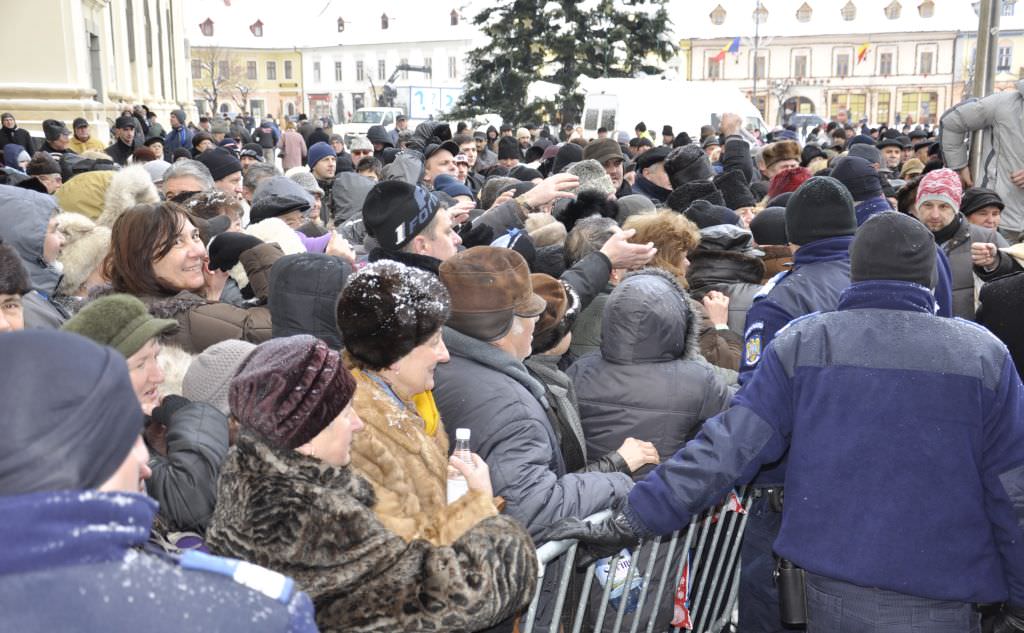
[711,37,741,63]
[856,42,870,64]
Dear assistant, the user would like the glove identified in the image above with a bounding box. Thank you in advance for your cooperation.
[409,120,448,152]
[986,606,1024,633]
[207,233,263,272]
[542,508,641,568]
[149,395,191,428]
[455,221,494,248]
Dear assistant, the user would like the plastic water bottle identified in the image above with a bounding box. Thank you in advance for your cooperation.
[594,549,643,613]
[446,428,473,503]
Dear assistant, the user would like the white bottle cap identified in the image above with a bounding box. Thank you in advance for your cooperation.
[455,428,471,441]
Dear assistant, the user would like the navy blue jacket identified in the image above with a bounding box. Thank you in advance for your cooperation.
[631,174,671,204]
[0,490,318,632]
[626,281,1024,605]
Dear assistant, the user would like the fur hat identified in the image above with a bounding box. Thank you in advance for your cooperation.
[713,169,757,210]
[97,165,160,228]
[682,199,741,229]
[525,213,567,247]
[62,293,177,358]
[667,180,725,213]
[182,339,257,417]
[54,170,114,220]
[568,159,615,197]
[556,189,620,231]
[664,145,713,188]
[529,273,580,355]
[230,335,357,450]
[761,140,801,169]
[336,260,451,371]
[26,152,60,176]
[55,213,111,296]
[767,166,814,201]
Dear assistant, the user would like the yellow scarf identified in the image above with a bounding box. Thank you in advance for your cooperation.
[412,390,440,437]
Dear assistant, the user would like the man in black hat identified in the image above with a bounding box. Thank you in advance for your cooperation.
[104,116,137,166]
[473,130,497,170]
[422,140,460,190]
[363,180,462,273]
[196,147,244,198]
[913,139,935,164]
[38,119,78,181]
[631,145,672,203]
[0,112,33,154]
[69,118,105,154]
[497,136,521,169]
[661,125,674,146]
[876,136,903,175]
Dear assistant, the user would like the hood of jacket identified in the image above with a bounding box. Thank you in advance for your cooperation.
[331,171,375,223]
[269,253,350,349]
[442,325,549,407]
[600,267,702,364]
[687,224,766,290]
[366,125,394,149]
[0,185,62,294]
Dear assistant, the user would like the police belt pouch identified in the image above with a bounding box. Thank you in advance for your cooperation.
[775,558,808,627]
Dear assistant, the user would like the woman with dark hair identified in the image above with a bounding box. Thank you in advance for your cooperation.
[335,260,499,546]
[104,201,278,353]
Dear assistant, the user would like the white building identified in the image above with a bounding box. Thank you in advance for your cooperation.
[669,0,1022,127]
[299,4,482,123]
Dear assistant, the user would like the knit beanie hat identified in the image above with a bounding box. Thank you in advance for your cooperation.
[288,170,325,199]
[307,142,335,170]
[714,169,757,209]
[26,152,60,176]
[336,260,451,371]
[196,147,242,181]
[615,193,656,225]
[960,187,1004,216]
[850,211,936,288]
[551,143,584,174]
[665,145,714,189]
[0,331,144,495]
[497,137,522,161]
[830,156,883,202]
[54,213,111,296]
[915,168,963,212]
[749,207,788,246]
[667,180,725,213]
[848,143,882,166]
[229,335,357,450]
[362,180,441,252]
[683,199,741,229]
[182,339,257,417]
[568,159,616,197]
[240,143,264,161]
[62,294,178,358]
[785,176,857,245]
[767,166,813,201]
[42,119,69,142]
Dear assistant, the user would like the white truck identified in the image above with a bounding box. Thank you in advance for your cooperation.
[580,77,768,142]
[339,107,406,145]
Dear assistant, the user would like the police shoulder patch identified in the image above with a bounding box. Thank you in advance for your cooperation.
[179,550,295,604]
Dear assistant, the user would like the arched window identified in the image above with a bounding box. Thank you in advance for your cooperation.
[841,1,857,21]
[796,3,813,22]
[450,9,459,26]
[918,0,934,18]
[710,4,726,25]
[885,1,901,19]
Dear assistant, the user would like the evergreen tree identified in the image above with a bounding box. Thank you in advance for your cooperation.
[451,0,676,125]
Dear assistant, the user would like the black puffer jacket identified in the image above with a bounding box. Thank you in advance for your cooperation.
[568,268,732,478]
[686,224,766,337]
[269,253,351,349]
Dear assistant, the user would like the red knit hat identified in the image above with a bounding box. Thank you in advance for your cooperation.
[767,166,812,200]
[915,168,963,211]
[229,335,356,449]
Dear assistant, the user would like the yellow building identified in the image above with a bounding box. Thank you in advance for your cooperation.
[956,29,1024,103]
[0,0,193,143]
[188,13,302,120]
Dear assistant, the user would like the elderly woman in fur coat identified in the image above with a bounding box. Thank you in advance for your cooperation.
[205,335,537,633]
[335,260,499,546]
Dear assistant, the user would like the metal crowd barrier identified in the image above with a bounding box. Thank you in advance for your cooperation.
[521,487,754,633]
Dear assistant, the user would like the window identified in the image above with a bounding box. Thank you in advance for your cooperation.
[885,0,901,19]
[381,13,389,29]
[377,59,385,80]
[753,54,766,80]
[707,57,722,79]
[600,109,616,131]
[710,4,726,25]
[200,17,213,37]
[900,91,938,123]
[794,54,808,78]
[1004,1,1017,17]
[451,9,459,25]
[250,19,263,37]
[266,61,277,80]
[999,45,1013,71]
[313,61,321,83]
[335,61,343,81]
[796,2,812,22]
[841,1,856,20]
[400,58,408,79]
[283,60,291,79]
[424,56,432,71]
[449,56,457,78]
[337,17,345,32]
[877,91,891,124]
[831,92,866,121]
[879,52,893,75]
[836,53,850,77]
[584,109,599,130]
[247,60,257,80]
[753,4,768,24]
[191,58,202,79]
[356,60,364,81]
[918,0,934,18]
[218,60,229,79]
[919,51,933,75]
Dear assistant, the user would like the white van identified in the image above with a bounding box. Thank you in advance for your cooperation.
[340,107,405,145]
[580,78,768,142]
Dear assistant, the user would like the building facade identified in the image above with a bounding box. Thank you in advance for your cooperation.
[1,0,192,142]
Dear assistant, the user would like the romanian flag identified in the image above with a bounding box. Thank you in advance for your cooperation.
[856,42,870,64]
[712,37,741,63]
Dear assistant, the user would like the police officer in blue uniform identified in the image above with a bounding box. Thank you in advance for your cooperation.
[547,212,1024,632]
[0,331,318,633]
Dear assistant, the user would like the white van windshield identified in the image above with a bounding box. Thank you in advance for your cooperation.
[352,111,384,124]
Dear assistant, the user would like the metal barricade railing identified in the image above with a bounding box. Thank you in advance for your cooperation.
[521,487,754,633]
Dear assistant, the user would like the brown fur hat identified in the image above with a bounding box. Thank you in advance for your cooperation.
[761,140,801,169]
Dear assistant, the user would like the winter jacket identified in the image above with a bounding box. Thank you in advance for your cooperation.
[631,173,671,204]
[758,244,792,282]
[525,353,629,475]
[476,147,497,170]
[940,79,1024,232]
[569,285,612,358]
[277,130,307,171]
[146,401,229,533]
[269,252,349,348]
[687,224,766,337]
[0,489,317,632]
[979,271,1024,379]
[0,185,67,327]
[569,269,732,479]
[205,429,537,633]
[68,135,105,155]
[366,125,394,150]
[163,110,193,161]
[0,124,33,153]
[938,214,1016,320]
[332,171,375,224]
[348,368,498,546]
[626,280,1024,607]
[104,139,134,166]
[253,123,278,149]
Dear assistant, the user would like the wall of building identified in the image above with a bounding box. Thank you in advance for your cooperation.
[190,46,303,120]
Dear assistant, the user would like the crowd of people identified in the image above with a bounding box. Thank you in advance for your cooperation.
[1,95,1023,633]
